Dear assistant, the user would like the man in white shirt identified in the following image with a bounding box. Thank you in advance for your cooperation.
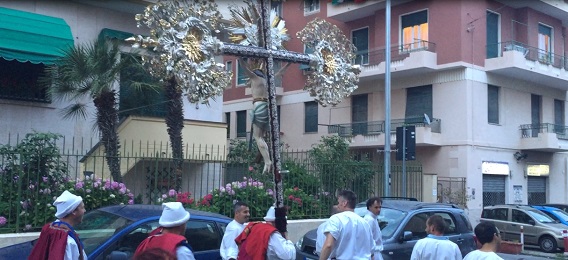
[319,190,375,260]
[364,197,384,260]
[220,201,250,260]
[463,221,504,260]
[235,206,296,260]
[315,205,339,256]
[410,215,462,260]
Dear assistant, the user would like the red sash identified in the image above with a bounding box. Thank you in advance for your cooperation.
[235,222,277,260]
[28,222,84,260]
[134,231,187,257]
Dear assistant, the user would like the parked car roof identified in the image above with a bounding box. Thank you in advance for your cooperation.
[99,204,230,222]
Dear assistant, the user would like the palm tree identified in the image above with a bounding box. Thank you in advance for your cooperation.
[164,76,184,186]
[44,39,134,182]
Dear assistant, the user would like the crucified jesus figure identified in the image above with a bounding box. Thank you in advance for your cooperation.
[239,57,291,174]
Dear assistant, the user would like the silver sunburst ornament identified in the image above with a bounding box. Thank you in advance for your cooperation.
[297,18,361,107]
[127,0,231,104]
[227,0,290,50]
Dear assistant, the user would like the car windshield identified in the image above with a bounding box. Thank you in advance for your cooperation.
[74,209,133,255]
[354,205,407,238]
[527,210,556,223]
[552,209,568,222]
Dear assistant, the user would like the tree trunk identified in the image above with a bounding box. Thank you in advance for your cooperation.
[94,90,123,182]
[164,76,184,189]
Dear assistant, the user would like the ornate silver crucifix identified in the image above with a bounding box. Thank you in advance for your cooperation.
[129,0,361,233]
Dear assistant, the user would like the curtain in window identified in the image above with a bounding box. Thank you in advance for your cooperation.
[401,10,428,50]
[538,24,552,62]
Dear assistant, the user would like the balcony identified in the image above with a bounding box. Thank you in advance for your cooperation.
[327,117,442,148]
[356,40,438,81]
[485,41,568,90]
[326,0,413,22]
[519,123,568,152]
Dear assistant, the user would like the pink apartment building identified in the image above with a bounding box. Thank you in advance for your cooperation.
[222,0,568,222]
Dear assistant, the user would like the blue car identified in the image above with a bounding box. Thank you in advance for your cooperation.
[532,205,568,227]
[0,204,231,260]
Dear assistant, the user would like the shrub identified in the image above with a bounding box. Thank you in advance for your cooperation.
[64,176,135,211]
[0,132,69,232]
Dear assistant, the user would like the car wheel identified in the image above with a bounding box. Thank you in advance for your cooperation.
[539,235,557,253]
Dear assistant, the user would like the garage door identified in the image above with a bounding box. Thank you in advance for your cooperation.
[483,175,506,207]
[528,176,546,204]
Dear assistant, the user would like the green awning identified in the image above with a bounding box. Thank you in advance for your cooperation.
[0,7,74,65]
[98,28,135,42]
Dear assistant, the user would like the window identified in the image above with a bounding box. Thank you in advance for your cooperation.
[300,45,315,71]
[236,110,247,138]
[403,212,428,240]
[531,94,541,137]
[226,61,232,72]
[405,85,432,119]
[120,55,166,119]
[401,10,428,51]
[482,208,508,221]
[305,101,318,133]
[271,0,282,16]
[225,112,231,138]
[237,59,248,86]
[512,209,532,224]
[0,58,48,102]
[554,99,564,134]
[274,61,282,88]
[488,85,499,124]
[352,28,369,65]
[352,94,368,135]
[486,11,500,58]
[304,0,320,14]
[538,24,552,63]
[185,220,222,252]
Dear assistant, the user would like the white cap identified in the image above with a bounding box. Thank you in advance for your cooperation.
[264,206,276,221]
[54,190,83,219]
[159,202,190,227]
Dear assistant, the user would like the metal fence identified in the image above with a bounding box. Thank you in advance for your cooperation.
[437,177,467,208]
[0,134,424,233]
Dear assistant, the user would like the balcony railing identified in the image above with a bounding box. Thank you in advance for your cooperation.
[353,40,437,67]
[487,41,567,69]
[328,117,441,137]
[520,123,568,140]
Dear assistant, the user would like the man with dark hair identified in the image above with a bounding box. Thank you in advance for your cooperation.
[220,201,250,260]
[463,222,503,260]
[319,190,374,260]
[410,215,461,260]
[364,197,384,260]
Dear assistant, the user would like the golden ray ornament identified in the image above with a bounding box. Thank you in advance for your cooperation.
[127,0,231,104]
[297,18,361,107]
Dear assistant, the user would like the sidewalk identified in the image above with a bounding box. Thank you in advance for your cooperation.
[498,247,568,260]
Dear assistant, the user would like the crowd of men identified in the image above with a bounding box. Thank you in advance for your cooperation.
[29,189,504,260]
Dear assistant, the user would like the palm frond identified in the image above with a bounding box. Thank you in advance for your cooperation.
[60,103,90,120]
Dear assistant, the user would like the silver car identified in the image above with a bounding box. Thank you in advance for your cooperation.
[481,205,567,253]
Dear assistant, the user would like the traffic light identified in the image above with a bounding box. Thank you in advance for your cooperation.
[396,126,416,161]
